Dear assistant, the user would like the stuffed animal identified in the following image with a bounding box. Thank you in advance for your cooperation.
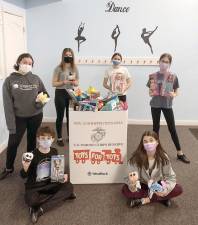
[148,180,165,198]
[127,171,141,192]
[22,152,34,162]
[87,86,97,94]
[36,92,50,104]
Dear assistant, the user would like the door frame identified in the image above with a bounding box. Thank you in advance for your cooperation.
[0,1,26,79]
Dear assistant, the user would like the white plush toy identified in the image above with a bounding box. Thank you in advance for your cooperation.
[22,152,34,162]
[127,171,141,192]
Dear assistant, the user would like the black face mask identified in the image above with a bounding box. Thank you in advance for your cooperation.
[64,56,73,63]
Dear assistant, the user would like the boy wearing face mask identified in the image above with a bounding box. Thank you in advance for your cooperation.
[20,126,75,224]
[122,131,183,208]
[0,53,49,180]
[103,52,132,102]
[147,53,190,164]
[52,48,79,146]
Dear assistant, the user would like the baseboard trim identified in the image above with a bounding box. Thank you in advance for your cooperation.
[43,117,198,126]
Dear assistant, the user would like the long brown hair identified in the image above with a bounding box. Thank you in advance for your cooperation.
[128,131,169,170]
[59,48,76,71]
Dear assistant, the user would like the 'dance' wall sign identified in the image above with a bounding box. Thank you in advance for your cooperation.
[105,1,130,13]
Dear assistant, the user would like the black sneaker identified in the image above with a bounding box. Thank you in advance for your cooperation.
[0,168,13,180]
[177,154,190,164]
[129,199,142,208]
[31,207,43,224]
[31,209,39,224]
[57,139,64,146]
[160,199,172,207]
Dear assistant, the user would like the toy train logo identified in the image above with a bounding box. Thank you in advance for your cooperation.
[73,149,123,165]
[91,127,106,143]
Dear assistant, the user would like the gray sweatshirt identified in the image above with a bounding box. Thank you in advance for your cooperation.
[3,72,49,134]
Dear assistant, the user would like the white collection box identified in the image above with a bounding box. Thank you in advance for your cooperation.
[69,111,128,184]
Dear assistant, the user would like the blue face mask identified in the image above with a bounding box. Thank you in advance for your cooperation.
[39,139,52,149]
[112,60,121,66]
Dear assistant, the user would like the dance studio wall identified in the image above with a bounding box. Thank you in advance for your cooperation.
[25,0,198,124]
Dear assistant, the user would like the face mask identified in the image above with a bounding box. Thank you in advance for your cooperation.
[38,139,52,150]
[112,60,121,66]
[19,64,32,74]
[144,142,158,152]
[64,56,73,64]
[159,62,170,72]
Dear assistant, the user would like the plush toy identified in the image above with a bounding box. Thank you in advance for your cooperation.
[87,86,97,94]
[127,171,141,192]
[22,152,34,162]
[148,180,165,198]
[36,92,50,104]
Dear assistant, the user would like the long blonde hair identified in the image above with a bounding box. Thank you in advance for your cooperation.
[59,48,77,71]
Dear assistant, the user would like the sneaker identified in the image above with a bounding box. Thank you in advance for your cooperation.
[160,199,172,207]
[31,209,39,224]
[31,207,43,224]
[0,168,13,180]
[177,154,190,164]
[129,199,142,208]
[57,139,64,147]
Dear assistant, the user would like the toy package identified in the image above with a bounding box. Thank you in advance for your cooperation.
[149,72,175,97]
[51,155,65,183]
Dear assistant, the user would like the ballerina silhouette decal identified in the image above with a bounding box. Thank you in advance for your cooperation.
[141,26,158,54]
[75,22,86,52]
[111,25,121,52]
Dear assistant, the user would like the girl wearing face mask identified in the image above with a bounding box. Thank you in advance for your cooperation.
[52,48,79,146]
[122,131,183,208]
[103,52,132,102]
[0,53,49,180]
[147,53,190,164]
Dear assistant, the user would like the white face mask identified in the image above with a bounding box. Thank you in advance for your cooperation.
[38,139,52,150]
[19,64,32,74]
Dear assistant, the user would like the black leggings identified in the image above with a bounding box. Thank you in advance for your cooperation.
[55,89,71,138]
[151,107,181,151]
[6,113,43,170]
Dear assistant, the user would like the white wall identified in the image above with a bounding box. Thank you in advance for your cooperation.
[25,0,198,123]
